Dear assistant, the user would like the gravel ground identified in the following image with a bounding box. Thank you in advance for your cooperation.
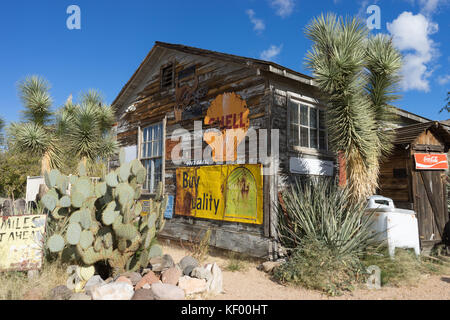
[161,241,450,300]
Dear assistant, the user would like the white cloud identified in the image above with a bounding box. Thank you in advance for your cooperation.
[270,0,295,18]
[418,0,449,16]
[260,44,283,61]
[387,12,439,92]
[438,75,450,85]
[246,9,265,33]
[403,0,449,16]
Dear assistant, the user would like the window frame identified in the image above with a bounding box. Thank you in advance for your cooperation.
[288,97,328,153]
[139,120,166,194]
[160,62,175,91]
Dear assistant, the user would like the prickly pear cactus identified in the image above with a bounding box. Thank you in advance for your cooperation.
[44,149,168,274]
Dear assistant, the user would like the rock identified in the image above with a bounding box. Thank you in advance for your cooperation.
[149,254,175,272]
[1,199,12,216]
[85,275,105,296]
[178,276,207,295]
[23,288,44,300]
[115,276,133,286]
[161,267,182,285]
[191,267,212,282]
[150,283,185,300]
[262,261,282,274]
[14,199,26,215]
[131,289,156,300]
[49,285,73,300]
[206,263,223,295]
[135,271,160,290]
[179,256,199,271]
[92,282,134,300]
[183,264,196,276]
[142,284,151,289]
[121,272,142,286]
[69,293,92,300]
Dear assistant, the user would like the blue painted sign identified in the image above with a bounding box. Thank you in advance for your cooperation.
[164,195,175,219]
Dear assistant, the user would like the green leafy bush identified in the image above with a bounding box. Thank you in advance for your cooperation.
[274,238,365,296]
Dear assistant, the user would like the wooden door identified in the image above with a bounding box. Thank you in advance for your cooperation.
[414,170,448,242]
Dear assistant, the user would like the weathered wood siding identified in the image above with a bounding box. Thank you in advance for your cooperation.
[115,48,278,258]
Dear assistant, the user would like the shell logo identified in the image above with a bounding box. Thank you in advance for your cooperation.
[204,93,250,162]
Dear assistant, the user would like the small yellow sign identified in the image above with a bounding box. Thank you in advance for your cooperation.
[175,164,263,225]
[0,215,47,271]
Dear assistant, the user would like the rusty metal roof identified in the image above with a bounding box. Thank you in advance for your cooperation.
[391,121,450,147]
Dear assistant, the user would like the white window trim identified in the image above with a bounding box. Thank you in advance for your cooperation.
[287,95,328,154]
[138,118,166,194]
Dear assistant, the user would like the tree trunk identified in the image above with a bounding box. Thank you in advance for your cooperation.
[41,151,51,176]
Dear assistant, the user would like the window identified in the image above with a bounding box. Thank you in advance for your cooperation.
[160,64,174,90]
[141,123,163,193]
[289,100,327,151]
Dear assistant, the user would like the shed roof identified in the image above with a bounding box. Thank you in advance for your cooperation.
[391,121,450,147]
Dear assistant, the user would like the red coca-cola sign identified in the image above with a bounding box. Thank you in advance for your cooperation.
[414,153,448,170]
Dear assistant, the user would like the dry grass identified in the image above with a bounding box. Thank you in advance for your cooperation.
[360,247,448,288]
[0,262,68,300]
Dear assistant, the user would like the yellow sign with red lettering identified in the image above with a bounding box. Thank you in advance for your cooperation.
[175,164,263,225]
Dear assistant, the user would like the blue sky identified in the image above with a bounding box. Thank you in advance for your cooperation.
[0,0,449,125]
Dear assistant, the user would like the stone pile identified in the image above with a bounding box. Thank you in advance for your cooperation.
[48,254,223,300]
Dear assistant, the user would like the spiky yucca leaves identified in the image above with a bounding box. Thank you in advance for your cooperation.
[8,123,63,173]
[8,76,62,174]
[305,14,402,202]
[56,90,118,164]
[277,177,376,257]
[365,34,402,160]
[17,76,53,126]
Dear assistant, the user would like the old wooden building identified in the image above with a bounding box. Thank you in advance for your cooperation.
[378,121,450,251]
[112,42,437,259]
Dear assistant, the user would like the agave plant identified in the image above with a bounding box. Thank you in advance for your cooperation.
[277,177,376,257]
[305,14,402,202]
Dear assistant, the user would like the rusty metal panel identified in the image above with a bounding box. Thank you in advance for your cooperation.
[175,164,263,225]
[0,215,47,271]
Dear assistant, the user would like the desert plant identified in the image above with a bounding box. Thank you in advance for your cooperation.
[274,237,364,295]
[277,177,376,257]
[42,149,168,276]
[190,229,212,263]
[305,14,402,202]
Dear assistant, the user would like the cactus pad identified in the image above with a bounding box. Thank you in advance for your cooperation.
[66,223,82,245]
[47,234,65,253]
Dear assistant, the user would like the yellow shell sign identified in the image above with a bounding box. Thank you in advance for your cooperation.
[175,164,263,225]
[204,92,250,162]
[0,215,47,271]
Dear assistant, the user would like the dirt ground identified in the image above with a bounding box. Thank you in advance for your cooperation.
[161,241,450,300]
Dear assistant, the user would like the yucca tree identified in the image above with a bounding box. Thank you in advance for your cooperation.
[9,76,118,176]
[8,76,62,174]
[305,14,402,202]
[56,90,118,171]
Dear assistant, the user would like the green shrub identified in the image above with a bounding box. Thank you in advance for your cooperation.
[274,177,378,295]
[274,238,365,296]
